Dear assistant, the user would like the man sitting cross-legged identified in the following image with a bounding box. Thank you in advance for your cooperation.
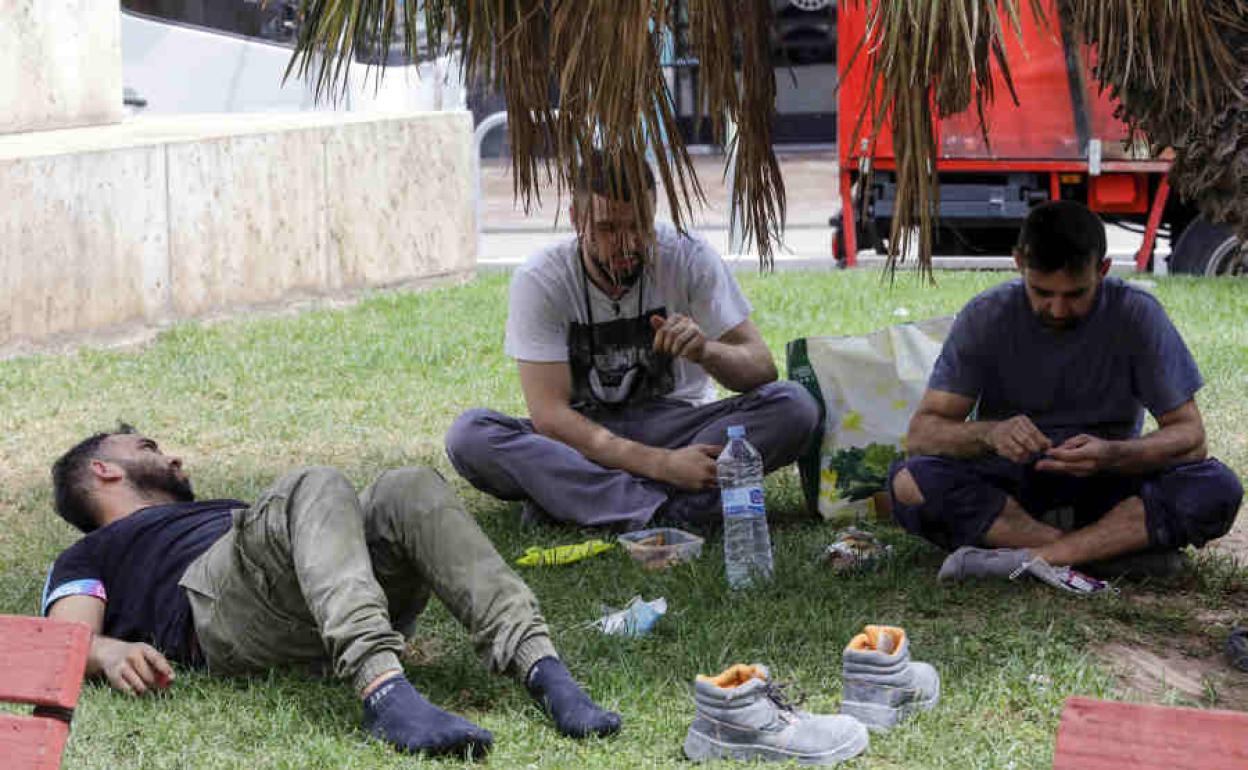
[445,150,819,531]
[889,201,1242,588]
[42,425,620,758]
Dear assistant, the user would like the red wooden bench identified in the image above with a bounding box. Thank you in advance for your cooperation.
[0,615,92,770]
[1054,695,1248,769]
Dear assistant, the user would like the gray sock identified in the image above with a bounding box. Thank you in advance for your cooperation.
[937,546,1032,581]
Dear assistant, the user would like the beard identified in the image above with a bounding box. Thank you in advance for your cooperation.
[122,458,195,502]
[586,246,646,290]
[608,261,643,290]
[1035,311,1082,331]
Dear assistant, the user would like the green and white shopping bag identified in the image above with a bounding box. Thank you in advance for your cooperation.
[786,317,953,523]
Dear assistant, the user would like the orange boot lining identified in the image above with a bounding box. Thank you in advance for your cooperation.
[847,625,905,654]
[696,664,765,688]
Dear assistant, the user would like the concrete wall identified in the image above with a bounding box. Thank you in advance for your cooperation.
[0,0,124,134]
[0,112,476,353]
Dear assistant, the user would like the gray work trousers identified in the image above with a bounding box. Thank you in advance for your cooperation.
[444,381,821,530]
[179,466,556,693]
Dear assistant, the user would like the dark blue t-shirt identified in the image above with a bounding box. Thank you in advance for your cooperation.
[41,499,244,664]
[929,277,1203,442]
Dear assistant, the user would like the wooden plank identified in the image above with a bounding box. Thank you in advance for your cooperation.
[0,714,71,770]
[1054,696,1248,770]
[0,616,91,709]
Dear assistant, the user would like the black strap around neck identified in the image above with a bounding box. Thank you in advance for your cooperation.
[579,250,645,363]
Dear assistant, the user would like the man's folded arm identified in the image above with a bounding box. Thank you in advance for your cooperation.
[47,594,174,696]
[906,388,993,458]
[1102,399,1207,474]
[519,360,668,479]
[697,319,777,393]
[517,360,716,490]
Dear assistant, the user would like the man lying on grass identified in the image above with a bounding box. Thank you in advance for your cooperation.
[41,425,620,758]
[890,201,1243,591]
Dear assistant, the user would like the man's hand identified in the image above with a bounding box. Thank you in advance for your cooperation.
[98,640,174,696]
[1035,434,1115,477]
[47,595,173,697]
[650,313,707,363]
[659,444,721,491]
[985,415,1053,463]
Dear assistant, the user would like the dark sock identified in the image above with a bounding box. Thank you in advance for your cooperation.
[1227,627,1248,672]
[1083,548,1189,580]
[362,675,493,759]
[526,656,622,739]
[653,489,721,534]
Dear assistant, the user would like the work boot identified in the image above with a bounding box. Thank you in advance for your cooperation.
[683,664,868,765]
[840,625,940,731]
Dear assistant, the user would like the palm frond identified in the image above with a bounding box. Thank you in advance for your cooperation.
[1062,0,1248,238]
[289,0,1247,276]
[850,0,1044,281]
[291,0,784,267]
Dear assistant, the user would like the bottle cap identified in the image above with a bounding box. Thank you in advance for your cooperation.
[726,425,745,439]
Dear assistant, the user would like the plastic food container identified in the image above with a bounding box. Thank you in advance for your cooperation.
[617,527,704,570]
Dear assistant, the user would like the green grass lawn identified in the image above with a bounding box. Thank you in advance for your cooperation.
[0,270,1244,769]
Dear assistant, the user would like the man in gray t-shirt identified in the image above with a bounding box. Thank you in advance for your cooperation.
[890,201,1241,585]
[445,151,819,530]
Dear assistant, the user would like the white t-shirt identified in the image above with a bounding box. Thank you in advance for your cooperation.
[504,222,753,407]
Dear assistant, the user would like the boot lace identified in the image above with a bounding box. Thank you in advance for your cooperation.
[763,681,807,714]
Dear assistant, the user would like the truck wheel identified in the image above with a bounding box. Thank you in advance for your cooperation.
[830,217,847,266]
[1170,216,1245,277]
[830,221,876,265]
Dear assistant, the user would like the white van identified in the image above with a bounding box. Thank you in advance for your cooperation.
[121,0,464,115]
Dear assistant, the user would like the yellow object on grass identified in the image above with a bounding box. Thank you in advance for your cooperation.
[516,539,615,567]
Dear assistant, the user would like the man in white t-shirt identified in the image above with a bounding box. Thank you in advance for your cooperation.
[445,151,819,530]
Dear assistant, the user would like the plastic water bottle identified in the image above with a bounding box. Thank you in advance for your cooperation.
[718,425,773,588]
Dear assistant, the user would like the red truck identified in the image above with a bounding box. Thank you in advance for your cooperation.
[831,1,1243,276]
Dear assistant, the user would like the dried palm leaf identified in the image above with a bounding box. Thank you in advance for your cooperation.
[288,0,1246,278]
[847,0,1044,281]
[689,0,786,261]
[849,0,1246,276]
[289,0,785,267]
[1062,0,1248,240]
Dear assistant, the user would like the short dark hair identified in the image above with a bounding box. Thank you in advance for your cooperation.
[51,423,136,533]
[572,148,656,203]
[1015,200,1107,273]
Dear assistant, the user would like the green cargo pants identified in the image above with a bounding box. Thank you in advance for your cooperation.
[179,466,557,693]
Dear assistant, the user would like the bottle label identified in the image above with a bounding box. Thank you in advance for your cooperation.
[721,485,765,518]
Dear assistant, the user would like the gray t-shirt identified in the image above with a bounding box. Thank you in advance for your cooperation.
[929,277,1203,442]
[504,222,752,408]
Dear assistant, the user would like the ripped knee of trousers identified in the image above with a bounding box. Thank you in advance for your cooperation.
[892,468,926,507]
